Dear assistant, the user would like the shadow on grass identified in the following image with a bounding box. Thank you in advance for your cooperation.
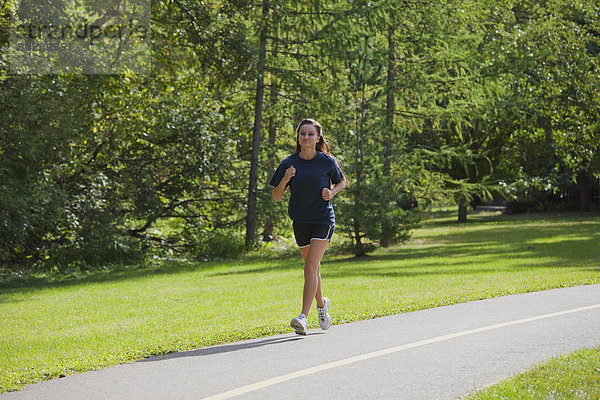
[208,261,301,277]
[0,254,304,296]
[422,210,600,228]
[321,215,600,279]
[0,259,239,292]
[1,212,598,292]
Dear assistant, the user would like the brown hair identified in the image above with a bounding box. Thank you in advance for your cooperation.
[295,118,348,183]
[295,118,330,154]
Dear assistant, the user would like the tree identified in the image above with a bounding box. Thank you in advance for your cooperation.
[245,0,270,249]
[490,0,600,211]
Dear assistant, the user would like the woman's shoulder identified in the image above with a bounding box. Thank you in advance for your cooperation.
[318,152,338,164]
[281,152,300,164]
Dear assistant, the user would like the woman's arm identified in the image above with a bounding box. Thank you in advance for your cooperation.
[272,165,296,202]
[272,181,287,202]
[321,178,347,201]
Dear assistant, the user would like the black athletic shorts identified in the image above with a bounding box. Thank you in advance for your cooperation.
[292,221,335,248]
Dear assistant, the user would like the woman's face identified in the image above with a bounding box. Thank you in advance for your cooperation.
[298,124,320,150]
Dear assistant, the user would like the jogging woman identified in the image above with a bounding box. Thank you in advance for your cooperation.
[269,118,347,335]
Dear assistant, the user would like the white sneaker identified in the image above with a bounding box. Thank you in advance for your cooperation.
[317,297,332,330]
[290,314,308,336]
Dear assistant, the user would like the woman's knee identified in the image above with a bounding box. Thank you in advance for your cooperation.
[304,260,320,274]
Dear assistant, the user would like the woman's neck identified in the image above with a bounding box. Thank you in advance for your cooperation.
[299,148,318,160]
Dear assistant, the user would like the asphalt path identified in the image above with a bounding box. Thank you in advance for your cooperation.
[4,284,600,400]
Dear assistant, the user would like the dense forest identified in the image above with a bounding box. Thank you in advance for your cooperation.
[1,0,599,269]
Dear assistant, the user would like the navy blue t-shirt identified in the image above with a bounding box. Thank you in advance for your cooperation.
[269,152,344,225]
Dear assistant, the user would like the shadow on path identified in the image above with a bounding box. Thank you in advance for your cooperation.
[137,334,319,362]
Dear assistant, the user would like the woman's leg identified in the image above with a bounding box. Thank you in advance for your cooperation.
[300,239,329,316]
[299,246,325,310]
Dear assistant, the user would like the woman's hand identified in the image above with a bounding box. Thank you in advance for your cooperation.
[322,179,346,201]
[283,165,296,183]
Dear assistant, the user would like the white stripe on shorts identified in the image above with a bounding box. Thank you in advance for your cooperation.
[297,225,333,248]
[310,224,333,242]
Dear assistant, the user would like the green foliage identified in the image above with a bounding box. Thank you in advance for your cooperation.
[0,75,103,267]
[1,0,599,268]
[336,173,420,255]
[488,0,600,209]
[181,227,245,260]
[0,70,248,269]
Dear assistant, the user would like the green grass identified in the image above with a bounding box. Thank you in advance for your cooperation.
[1,210,599,393]
[465,346,600,399]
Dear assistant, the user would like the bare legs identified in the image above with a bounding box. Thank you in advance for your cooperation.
[298,239,329,316]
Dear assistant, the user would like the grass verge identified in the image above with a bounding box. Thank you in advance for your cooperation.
[465,346,600,399]
[1,210,599,392]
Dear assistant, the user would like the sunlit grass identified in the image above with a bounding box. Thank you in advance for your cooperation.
[465,347,600,399]
[1,210,599,392]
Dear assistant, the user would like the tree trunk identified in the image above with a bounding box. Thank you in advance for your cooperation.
[262,15,279,243]
[354,220,365,257]
[383,15,395,176]
[261,218,274,242]
[578,172,592,212]
[245,0,269,249]
[381,18,395,247]
[352,81,366,254]
[458,197,468,223]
